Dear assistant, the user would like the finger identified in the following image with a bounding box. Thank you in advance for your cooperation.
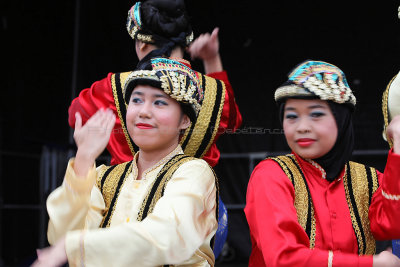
[75,112,82,130]
[106,114,116,134]
[211,27,219,40]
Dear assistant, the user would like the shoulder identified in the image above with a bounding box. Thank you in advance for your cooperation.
[248,157,293,191]
[176,157,213,176]
[95,161,133,186]
[251,158,288,179]
[172,157,215,183]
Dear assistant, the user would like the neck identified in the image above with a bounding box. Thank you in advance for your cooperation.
[169,47,184,58]
[136,142,180,179]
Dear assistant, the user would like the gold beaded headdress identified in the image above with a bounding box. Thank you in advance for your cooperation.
[124,58,203,116]
[382,73,400,148]
[274,60,356,106]
[126,1,194,45]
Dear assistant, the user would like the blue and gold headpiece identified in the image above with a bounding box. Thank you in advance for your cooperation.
[126,1,194,45]
[274,60,356,106]
[124,58,203,116]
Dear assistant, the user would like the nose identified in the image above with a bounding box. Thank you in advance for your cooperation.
[296,117,311,133]
[138,101,152,118]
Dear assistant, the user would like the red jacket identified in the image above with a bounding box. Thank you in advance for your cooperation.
[245,150,400,267]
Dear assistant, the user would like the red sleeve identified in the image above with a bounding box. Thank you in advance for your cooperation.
[68,73,133,165]
[369,149,400,240]
[244,160,373,267]
[206,71,242,131]
[68,73,116,127]
[201,71,242,167]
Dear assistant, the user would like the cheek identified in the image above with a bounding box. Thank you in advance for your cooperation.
[157,113,180,128]
[319,118,338,146]
[126,106,137,122]
[283,123,294,142]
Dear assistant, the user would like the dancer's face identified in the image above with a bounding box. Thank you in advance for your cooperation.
[283,98,337,159]
[126,85,190,152]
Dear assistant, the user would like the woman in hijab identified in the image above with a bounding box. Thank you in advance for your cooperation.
[245,60,400,267]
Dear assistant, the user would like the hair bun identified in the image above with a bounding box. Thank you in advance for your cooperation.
[141,0,191,39]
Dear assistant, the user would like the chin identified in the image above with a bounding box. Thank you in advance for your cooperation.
[132,138,156,149]
[293,148,319,160]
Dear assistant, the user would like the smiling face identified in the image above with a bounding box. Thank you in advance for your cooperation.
[283,98,338,159]
[126,85,191,152]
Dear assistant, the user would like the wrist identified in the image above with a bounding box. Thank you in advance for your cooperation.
[74,149,96,177]
[204,54,223,74]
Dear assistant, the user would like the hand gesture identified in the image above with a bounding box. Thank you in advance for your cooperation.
[73,109,116,176]
[31,237,67,267]
[187,27,220,61]
[387,115,400,154]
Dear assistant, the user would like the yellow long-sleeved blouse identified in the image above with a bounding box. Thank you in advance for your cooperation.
[46,145,217,267]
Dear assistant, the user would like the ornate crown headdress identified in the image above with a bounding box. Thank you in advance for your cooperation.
[124,58,203,115]
[275,60,356,106]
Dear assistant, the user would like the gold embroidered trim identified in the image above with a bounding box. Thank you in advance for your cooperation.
[181,74,225,157]
[344,162,378,255]
[99,161,133,227]
[382,189,400,200]
[305,159,327,180]
[199,76,225,158]
[328,250,333,267]
[140,145,182,179]
[137,155,194,221]
[271,155,316,249]
[382,74,397,148]
[111,72,136,156]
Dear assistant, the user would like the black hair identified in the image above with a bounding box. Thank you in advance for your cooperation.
[140,0,192,46]
[135,0,192,69]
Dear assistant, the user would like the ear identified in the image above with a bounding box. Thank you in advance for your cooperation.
[179,114,191,131]
[139,41,148,51]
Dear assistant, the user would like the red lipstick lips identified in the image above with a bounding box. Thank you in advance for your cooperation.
[296,138,315,147]
[136,123,154,129]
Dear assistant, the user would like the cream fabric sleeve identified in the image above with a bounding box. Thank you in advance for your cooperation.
[65,159,217,267]
[47,158,106,245]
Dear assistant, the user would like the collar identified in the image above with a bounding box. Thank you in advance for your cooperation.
[169,57,192,68]
[292,152,346,182]
[134,145,183,178]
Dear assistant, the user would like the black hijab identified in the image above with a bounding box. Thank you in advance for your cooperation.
[279,100,355,181]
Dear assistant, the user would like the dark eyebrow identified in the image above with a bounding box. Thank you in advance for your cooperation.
[153,93,168,99]
[132,90,168,99]
[284,107,296,111]
[308,104,327,109]
[285,104,327,111]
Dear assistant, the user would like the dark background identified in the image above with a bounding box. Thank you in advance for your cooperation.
[1,0,399,266]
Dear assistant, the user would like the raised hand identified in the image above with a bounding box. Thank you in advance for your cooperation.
[73,108,116,176]
[387,115,400,154]
[187,27,223,74]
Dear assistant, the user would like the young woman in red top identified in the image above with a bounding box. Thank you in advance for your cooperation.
[245,60,400,267]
